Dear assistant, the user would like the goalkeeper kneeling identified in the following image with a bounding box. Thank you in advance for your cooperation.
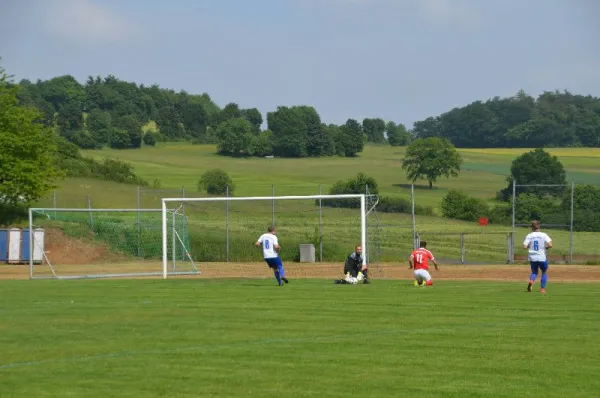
[334,245,371,284]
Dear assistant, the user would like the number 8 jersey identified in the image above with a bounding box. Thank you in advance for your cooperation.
[411,248,434,270]
[257,233,279,259]
[523,231,552,262]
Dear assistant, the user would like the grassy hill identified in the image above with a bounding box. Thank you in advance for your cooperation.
[32,145,600,269]
[79,144,600,204]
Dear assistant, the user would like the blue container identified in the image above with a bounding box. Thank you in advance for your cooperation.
[0,229,7,262]
[21,229,30,262]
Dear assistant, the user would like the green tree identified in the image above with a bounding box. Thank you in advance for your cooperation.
[218,103,242,124]
[86,108,112,145]
[386,122,411,146]
[198,169,235,195]
[241,108,263,133]
[109,128,131,149]
[339,119,364,157]
[143,132,157,147]
[216,117,253,155]
[267,106,308,157]
[362,118,386,143]
[498,148,567,201]
[401,137,462,188]
[57,100,84,133]
[0,66,62,209]
[247,130,273,157]
[70,130,98,149]
[182,101,208,138]
[113,115,143,148]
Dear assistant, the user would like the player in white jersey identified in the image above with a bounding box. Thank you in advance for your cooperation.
[523,220,553,293]
[255,226,289,286]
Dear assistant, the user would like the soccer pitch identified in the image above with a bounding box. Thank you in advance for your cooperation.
[1,277,600,397]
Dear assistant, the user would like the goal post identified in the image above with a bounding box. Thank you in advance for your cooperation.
[161,194,367,279]
[28,207,196,279]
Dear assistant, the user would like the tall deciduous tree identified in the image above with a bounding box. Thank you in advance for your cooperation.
[0,65,62,209]
[241,108,263,133]
[267,106,308,157]
[362,118,386,143]
[497,148,567,201]
[339,119,364,157]
[216,117,253,155]
[386,121,411,146]
[401,137,462,188]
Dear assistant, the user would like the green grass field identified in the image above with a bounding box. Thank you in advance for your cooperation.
[1,278,599,397]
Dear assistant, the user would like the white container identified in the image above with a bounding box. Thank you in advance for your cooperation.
[8,228,21,263]
[33,228,45,263]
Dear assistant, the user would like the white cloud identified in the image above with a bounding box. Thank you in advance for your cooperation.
[43,0,141,46]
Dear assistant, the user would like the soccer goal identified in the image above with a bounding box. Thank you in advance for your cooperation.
[160,194,372,279]
[28,207,198,279]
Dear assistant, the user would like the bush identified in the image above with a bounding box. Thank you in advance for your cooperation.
[322,173,378,208]
[513,193,559,224]
[441,189,489,222]
[487,202,511,225]
[143,132,157,147]
[198,169,235,195]
[0,203,28,226]
[377,196,434,216]
[109,128,131,149]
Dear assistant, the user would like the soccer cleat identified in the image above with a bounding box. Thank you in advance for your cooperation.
[334,280,342,284]
[527,282,533,292]
[282,277,289,284]
[363,279,371,284]
[413,280,419,287]
[540,288,546,294]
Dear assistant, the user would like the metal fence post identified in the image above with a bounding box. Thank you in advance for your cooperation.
[271,184,275,227]
[460,233,465,264]
[365,184,369,264]
[87,195,94,232]
[411,184,416,249]
[226,185,229,263]
[570,179,574,264]
[511,179,516,264]
[181,186,186,219]
[318,184,323,262]
[172,210,176,272]
[137,185,141,258]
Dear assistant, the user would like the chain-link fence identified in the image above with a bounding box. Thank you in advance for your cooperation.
[39,180,600,264]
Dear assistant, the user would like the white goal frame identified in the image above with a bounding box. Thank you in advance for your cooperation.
[161,194,367,279]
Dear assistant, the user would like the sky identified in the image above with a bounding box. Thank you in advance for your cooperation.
[1,0,600,127]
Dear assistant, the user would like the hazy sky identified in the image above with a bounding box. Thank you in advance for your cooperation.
[1,0,599,127]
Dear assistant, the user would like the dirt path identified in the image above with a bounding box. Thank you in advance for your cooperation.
[2,262,600,282]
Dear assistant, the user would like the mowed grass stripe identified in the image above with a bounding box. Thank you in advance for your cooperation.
[1,279,599,397]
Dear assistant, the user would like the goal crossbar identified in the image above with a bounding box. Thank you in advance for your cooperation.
[161,194,367,279]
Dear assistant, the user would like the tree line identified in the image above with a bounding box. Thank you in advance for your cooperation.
[15,74,412,157]
[412,90,600,148]
[16,74,600,154]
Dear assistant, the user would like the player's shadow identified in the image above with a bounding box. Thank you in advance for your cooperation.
[393,184,441,191]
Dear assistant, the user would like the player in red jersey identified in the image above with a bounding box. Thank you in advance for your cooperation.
[409,241,439,287]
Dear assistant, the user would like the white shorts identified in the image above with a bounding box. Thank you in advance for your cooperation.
[413,269,431,282]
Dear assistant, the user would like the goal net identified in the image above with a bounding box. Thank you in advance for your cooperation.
[160,194,370,279]
[28,208,197,279]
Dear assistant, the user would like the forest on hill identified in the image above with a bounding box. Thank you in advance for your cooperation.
[15,75,600,156]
